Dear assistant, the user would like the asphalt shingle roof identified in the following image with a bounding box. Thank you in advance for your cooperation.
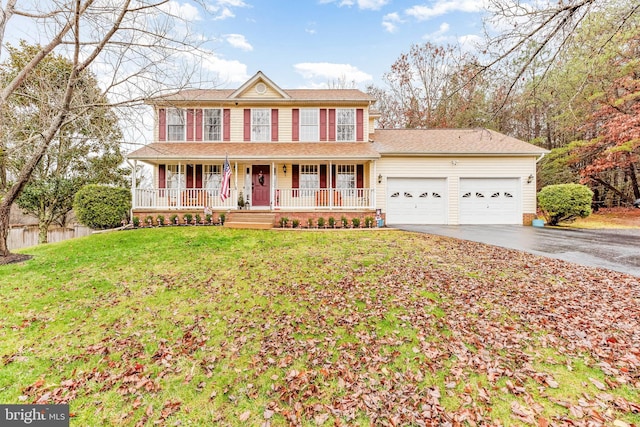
[372,128,548,155]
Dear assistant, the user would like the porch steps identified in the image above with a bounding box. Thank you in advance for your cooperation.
[224,212,276,229]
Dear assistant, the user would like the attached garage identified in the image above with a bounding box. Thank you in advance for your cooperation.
[386,178,447,224]
[459,178,522,224]
[372,128,549,225]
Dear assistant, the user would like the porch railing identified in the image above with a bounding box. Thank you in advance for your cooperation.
[134,188,237,209]
[275,188,374,209]
[133,188,375,210]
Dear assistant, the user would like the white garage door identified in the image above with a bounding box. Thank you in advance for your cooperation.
[386,178,447,224]
[459,178,521,224]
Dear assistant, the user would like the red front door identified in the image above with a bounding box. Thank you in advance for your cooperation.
[252,165,270,207]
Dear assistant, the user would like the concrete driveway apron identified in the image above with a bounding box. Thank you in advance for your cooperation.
[395,225,640,277]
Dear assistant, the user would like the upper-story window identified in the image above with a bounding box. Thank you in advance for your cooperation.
[204,109,222,141]
[299,109,319,141]
[252,109,271,141]
[167,108,185,141]
[337,108,355,141]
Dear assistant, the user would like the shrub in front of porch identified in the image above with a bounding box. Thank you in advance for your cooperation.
[73,184,131,229]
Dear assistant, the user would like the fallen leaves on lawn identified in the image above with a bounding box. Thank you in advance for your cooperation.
[15,233,640,425]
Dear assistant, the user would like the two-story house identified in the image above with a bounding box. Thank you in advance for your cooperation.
[127,71,548,226]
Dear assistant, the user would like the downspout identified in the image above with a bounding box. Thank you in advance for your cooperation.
[372,160,377,210]
[127,159,136,221]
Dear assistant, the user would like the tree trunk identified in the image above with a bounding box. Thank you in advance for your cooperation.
[38,218,50,244]
[629,162,640,200]
[0,200,10,256]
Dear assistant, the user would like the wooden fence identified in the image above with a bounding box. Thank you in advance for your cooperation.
[8,225,93,251]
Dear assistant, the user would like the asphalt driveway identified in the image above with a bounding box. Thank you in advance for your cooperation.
[395,225,640,277]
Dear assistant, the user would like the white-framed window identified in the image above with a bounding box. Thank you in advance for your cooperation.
[204,164,222,195]
[204,109,222,141]
[166,164,184,189]
[299,108,319,141]
[336,164,355,189]
[300,164,319,196]
[336,108,355,141]
[252,108,271,141]
[167,108,185,141]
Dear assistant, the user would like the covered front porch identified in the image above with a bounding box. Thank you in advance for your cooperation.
[131,160,377,212]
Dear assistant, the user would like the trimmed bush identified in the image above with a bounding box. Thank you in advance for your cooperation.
[351,217,361,228]
[537,183,593,226]
[73,185,131,229]
[328,217,336,228]
[317,217,325,228]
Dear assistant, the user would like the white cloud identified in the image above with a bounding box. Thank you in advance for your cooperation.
[320,0,389,10]
[159,1,202,21]
[458,34,483,52]
[305,22,318,35]
[356,0,389,10]
[382,12,402,33]
[294,62,373,85]
[406,0,485,21]
[200,53,250,85]
[422,22,450,41]
[206,0,250,21]
[224,34,253,51]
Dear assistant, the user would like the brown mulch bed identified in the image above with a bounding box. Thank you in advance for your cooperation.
[0,253,33,265]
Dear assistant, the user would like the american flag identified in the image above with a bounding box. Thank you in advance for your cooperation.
[220,155,231,202]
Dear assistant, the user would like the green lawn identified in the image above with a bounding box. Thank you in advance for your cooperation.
[1,227,638,426]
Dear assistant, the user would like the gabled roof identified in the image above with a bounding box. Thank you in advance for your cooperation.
[228,71,290,99]
[145,71,375,105]
[127,142,381,163]
[372,128,549,156]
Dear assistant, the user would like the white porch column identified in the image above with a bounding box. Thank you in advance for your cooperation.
[372,160,377,210]
[130,159,137,213]
[271,162,275,210]
[234,162,238,206]
[328,161,333,209]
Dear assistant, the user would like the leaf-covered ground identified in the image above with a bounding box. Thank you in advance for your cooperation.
[1,228,638,426]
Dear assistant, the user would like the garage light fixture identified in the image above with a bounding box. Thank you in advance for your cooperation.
[527,174,534,184]
[378,174,383,184]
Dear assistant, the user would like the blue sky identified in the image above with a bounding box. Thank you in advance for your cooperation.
[2,0,489,91]
[173,0,488,89]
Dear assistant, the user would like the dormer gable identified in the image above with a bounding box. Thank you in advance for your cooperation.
[228,71,291,100]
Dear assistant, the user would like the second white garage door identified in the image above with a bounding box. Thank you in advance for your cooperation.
[459,178,521,224]
[386,178,447,224]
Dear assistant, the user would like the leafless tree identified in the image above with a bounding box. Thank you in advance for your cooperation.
[481,0,640,109]
[0,0,208,257]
